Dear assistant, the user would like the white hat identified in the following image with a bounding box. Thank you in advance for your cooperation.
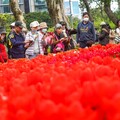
[34,21,40,26]
[100,22,106,26]
[10,22,15,27]
[55,23,62,29]
[30,21,39,28]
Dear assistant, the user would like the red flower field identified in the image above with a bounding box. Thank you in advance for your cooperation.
[0,44,120,120]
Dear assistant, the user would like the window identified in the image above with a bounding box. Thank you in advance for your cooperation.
[35,0,46,5]
[72,1,79,15]
[0,0,24,13]
[35,0,47,12]
[64,2,70,15]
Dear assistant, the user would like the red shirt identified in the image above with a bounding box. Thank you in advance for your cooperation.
[0,43,8,63]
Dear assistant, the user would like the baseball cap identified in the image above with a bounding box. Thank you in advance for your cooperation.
[15,21,24,28]
[0,26,6,34]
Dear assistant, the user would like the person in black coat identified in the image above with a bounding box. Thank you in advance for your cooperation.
[99,22,110,46]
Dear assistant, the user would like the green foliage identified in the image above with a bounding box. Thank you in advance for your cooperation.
[90,8,116,30]
[0,14,14,33]
[24,11,53,30]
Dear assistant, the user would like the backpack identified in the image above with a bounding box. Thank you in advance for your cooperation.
[53,41,64,53]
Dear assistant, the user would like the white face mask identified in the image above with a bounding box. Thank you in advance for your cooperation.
[83,18,89,22]
[42,28,47,34]
[31,29,37,33]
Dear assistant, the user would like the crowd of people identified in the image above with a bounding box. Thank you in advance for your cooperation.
[0,12,120,63]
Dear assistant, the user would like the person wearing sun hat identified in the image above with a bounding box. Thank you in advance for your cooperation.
[99,21,110,46]
[0,26,8,62]
[8,21,28,59]
[38,22,49,55]
[25,21,45,59]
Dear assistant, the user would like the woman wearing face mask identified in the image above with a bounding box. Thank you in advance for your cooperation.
[0,27,8,63]
[38,22,49,55]
[25,21,45,59]
[76,12,96,48]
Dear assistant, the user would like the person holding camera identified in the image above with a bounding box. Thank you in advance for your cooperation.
[25,21,45,59]
[51,23,68,53]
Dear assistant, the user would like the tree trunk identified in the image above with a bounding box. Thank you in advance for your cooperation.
[9,0,26,28]
[103,0,118,25]
[82,0,94,22]
[46,0,69,27]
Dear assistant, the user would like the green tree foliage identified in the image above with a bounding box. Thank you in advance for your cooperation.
[0,14,15,32]
[24,11,53,30]
[0,12,53,32]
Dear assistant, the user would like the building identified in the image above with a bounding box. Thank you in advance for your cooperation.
[0,0,24,13]
[0,0,81,18]
[64,0,81,19]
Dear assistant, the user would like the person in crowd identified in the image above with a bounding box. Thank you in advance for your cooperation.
[109,29,115,44]
[8,21,28,59]
[38,22,49,55]
[115,19,120,43]
[59,21,77,50]
[76,12,96,48]
[116,19,120,36]
[10,22,15,32]
[25,21,45,59]
[0,27,8,63]
[51,23,68,53]
[98,22,110,46]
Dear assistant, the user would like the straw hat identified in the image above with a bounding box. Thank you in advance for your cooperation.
[39,22,48,29]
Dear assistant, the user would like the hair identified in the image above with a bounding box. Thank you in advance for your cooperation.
[116,19,120,27]
[82,12,89,17]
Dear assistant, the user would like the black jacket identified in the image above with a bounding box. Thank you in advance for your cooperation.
[99,28,109,46]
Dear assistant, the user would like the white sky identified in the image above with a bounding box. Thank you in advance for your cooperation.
[90,1,118,11]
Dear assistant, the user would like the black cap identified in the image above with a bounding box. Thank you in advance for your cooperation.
[59,21,66,26]
[0,26,6,34]
[15,21,24,28]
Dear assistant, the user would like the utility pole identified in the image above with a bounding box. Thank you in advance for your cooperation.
[69,0,73,28]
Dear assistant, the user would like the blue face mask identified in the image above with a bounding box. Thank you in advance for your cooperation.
[42,28,47,34]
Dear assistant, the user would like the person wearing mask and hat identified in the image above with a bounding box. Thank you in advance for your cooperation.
[76,12,96,48]
[38,22,49,55]
[0,27,8,63]
[99,22,110,46]
[8,21,28,59]
[25,21,45,59]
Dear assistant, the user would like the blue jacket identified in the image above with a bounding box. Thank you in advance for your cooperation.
[9,31,25,59]
[76,21,96,43]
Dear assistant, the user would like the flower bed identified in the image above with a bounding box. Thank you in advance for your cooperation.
[0,44,120,120]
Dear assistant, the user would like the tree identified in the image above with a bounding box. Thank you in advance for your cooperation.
[102,0,118,25]
[9,0,26,27]
[82,0,93,21]
[46,0,69,27]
